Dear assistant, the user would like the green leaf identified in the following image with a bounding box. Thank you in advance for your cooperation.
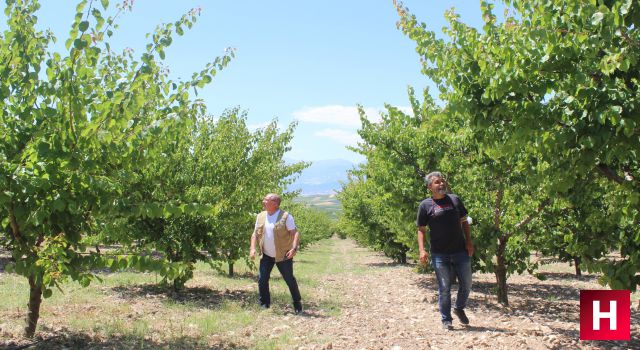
[74,38,87,50]
[109,259,118,271]
[79,276,91,287]
[591,12,604,26]
[119,258,128,270]
[620,0,632,15]
[79,21,89,32]
[76,1,87,13]
[4,263,15,274]
[53,198,65,211]
[620,58,630,72]
[101,0,109,10]
[0,191,10,205]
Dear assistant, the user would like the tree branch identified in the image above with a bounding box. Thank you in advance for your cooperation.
[383,140,426,179]
[494,188,503,231]
[8,203,24,244]
[515,198,550,230]
[596,163,625,185]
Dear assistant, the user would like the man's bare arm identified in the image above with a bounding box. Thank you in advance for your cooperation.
[417,226,428,265]
[460,217,474,256]
[249,231,258,260]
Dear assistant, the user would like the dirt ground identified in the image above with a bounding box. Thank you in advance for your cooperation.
[265,240,640,350]
[1,239,638,349]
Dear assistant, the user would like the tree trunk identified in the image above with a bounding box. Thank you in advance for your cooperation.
[24,274,43,338]
[492,189,509,306]
[574,256,581,276]
[495,235,509,306]
[495,258,509,306]
[228,262,234,277]
[172,278,181,292]
[398,251,407,264]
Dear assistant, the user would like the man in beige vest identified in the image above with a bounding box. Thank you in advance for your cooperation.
[250,193,302,313]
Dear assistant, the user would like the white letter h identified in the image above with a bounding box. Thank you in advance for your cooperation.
[593,300,617,330]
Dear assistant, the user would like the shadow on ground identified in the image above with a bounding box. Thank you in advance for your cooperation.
[533,271,599,283]
[112,284,255,310]
[455,325,516,334]
[365,261,411,269]
[547,324,640,350]
[1,330,245,350]
[0,256,12,273]
[416,274,640,349]
[416,276,580,323]
[221,270,256,281]
[466,280,580,323]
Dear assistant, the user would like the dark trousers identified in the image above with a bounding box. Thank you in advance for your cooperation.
[258,254,301,306]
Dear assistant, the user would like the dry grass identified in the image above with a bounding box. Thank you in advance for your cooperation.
[1,239,638,349]
[0,238,362,349]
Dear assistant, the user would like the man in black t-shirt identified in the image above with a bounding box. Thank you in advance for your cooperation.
[417,171,474,330]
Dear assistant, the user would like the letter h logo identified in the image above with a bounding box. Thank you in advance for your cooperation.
[580,290,630,340]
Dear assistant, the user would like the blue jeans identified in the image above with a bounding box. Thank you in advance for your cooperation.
[431,251,472,322]
[258,255,301,307]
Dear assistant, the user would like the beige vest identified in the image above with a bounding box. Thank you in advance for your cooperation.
[255,210,293,262]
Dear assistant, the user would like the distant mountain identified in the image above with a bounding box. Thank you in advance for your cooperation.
[287,159,354,195]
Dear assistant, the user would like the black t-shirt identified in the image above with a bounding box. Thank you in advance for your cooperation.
[416,194,468,254]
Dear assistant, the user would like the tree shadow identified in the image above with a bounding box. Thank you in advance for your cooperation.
[110,282,334,319]
[415,274,437,290]
[416,275,640,348]
[416,276,582,323]
[112,284,255,310]
[546,324,640,349]
[471,279,580,299]
[365,261,410,268]
[290,300,333,319]
[471,280,580,322]
[222,270,256,280]
[534,271,599,283]
[1,330,246,350]
[453,325,515,334]
[0,256,12,273]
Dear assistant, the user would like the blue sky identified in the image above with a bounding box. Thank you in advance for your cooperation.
[2,1,495,163]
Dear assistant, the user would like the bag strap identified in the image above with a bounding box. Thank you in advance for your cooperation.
[279,211,288,225]
[446,194,463,218]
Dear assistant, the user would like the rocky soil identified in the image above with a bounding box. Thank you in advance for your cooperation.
[1,238,638,349]
[257,240,639,350]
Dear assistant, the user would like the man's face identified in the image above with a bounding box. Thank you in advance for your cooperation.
[428,177,447,196]
[262,196,279,211]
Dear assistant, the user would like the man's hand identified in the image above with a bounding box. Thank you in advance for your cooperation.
[419,249,429,265]
[249,248,256,260]
[465,242,474,257]
[285,248,297,259]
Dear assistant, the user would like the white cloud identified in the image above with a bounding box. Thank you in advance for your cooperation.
[292,104,415,127]
[247,122,270,131]
[293,105,382,127]
[397,106,413,116]
[315,128,361,145]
